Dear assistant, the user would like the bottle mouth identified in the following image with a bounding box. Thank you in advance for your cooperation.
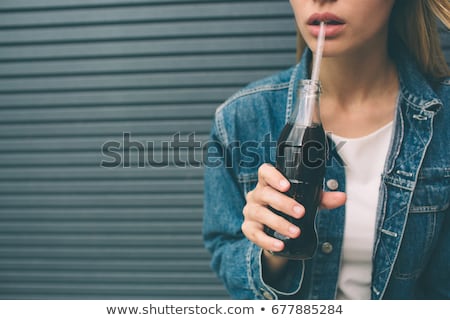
[298,79,321,95]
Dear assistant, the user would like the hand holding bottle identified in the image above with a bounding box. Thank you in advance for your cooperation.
[242,163,346,265]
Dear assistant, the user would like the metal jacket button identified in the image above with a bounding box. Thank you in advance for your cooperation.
[326,179,339,191]
[321,242,333,254]
[261,290,274,300]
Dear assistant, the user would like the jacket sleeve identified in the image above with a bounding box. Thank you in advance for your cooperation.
[420,206,450,298]
[202,122,304,299]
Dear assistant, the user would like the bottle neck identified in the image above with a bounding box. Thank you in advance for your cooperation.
[290,80,321,127]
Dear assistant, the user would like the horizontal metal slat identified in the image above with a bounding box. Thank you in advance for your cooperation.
[0,271,218,285]
[0,133,210,147]
[0,247,210,259]
[0,18,294,44]
[0,193,204,208]
[0,69,272,92]
[0,207,203,221]
[0,87,237,107]
[0,221,202,233]
[0,179,203,194]
[1,153,208,168]
[0,0,210,10]
[0,235,204,247]
[0,167,204,181]
[0,293,227,299]
[0,52,294,77]
[0,2,291,28]
[0,259,211,272]
[0,119,213,137]
[0,104,216,123]
[0,35,296,61]
[0,284,227,299]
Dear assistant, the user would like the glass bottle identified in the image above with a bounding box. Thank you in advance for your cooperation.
[265,80,326,260]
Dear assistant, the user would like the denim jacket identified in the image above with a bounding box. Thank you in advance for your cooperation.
[202,49,450,300]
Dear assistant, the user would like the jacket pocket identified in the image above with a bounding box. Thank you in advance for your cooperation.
[393,168,449,279]
[409,167,449,213]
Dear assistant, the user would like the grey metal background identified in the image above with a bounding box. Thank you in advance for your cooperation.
[0,0,448,299]
[0,0,297,299]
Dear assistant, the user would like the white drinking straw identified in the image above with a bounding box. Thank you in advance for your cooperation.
[311,21,326,83]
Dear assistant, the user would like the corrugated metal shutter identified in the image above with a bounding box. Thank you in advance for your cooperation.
[0,0,297,299]
[0,1,448,300]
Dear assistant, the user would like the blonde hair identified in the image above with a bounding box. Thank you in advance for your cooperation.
[295,0,450,80]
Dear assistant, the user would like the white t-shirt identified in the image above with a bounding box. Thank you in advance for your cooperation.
[330,121,393,300]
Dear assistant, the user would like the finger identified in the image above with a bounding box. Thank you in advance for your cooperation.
[320,191,347,209]
[258,163,290,192]
[251,185,304,219]
[241,220,285,252]
[243,204,301,240]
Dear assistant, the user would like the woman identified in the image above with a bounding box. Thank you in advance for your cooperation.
[203,0,449,299]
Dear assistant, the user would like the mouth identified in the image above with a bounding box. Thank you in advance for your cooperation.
[310,19,344,26]
[307,13,345,26]
[307,12,346,38]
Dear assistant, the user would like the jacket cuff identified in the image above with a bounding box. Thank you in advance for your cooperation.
[246,243,304,299]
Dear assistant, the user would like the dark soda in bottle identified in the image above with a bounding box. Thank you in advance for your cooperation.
[264,80,326,260]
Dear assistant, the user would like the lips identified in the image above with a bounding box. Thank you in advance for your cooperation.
[307,13,345,26]
[307,12,346,38]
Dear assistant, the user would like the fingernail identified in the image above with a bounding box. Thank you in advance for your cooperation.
[273,240,283,250]
[289,225,300,235]
[280,179,289,188]
[293,205,303,216]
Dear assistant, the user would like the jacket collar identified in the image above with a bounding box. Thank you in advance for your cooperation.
[396,51,443,113]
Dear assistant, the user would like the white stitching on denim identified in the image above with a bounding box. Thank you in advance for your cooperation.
[395,170,414,177]
[409,203,449,213]
[413,114,428,121]
[245,243,259,298]
[381,229,398,237]
[372,287,381,296]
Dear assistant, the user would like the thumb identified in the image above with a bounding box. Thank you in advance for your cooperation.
[320,191,346,210]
